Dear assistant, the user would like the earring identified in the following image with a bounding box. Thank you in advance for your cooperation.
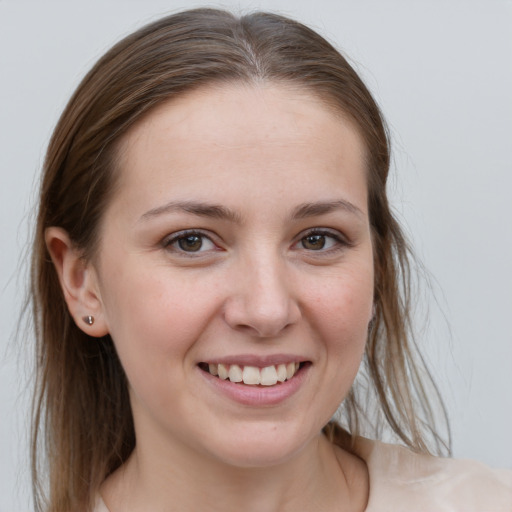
[82,315,95,326]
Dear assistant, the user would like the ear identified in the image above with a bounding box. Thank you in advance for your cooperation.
[45,227,109,337]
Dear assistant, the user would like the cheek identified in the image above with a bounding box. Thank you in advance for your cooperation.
[307,266,374,340]
[305,266,373,401]
[98,263,219,371]
[299,269,373,423]
[98,271,218,411]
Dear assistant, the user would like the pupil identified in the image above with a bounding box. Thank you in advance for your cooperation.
[304,235,325,250]
[179,235,202,252]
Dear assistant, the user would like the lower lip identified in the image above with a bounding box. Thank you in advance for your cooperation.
[198,364,310,406]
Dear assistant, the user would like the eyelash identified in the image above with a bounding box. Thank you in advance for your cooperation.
[162,228,349,257]
[162,230,218,256]
[295,229,350,254]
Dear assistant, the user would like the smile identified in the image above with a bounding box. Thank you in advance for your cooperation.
[199,362,303,386]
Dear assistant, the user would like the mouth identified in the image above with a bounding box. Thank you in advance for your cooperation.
[198,361,308,386]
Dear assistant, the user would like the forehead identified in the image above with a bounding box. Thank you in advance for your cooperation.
[118,82,365,162]
[112,83,368,217]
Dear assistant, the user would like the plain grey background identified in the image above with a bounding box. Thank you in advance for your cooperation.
[1,1,511,510]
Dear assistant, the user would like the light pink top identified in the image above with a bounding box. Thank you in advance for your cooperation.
[94,438,512,511]
[352,437,512,511]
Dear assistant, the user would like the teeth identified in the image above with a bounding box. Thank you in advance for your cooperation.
[206,362,302,385]
[276,364,287,382]
[260,366,278,386]
[242,366,261,385]
[218,363,229,380]
[228,364,243,383]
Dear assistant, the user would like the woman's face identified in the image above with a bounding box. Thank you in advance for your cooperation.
[92,83,374,468]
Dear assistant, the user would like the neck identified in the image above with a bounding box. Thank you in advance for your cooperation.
[101,432,368,512]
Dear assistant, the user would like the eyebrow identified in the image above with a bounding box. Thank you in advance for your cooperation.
[139,200,242,223]
[139,198,364,224]
[291,200,364,219]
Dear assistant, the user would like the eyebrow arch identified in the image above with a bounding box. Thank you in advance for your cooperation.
[291,200,365,220]
[139,200,242,223]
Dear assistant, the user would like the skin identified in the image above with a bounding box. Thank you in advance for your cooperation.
[47,83,374,511]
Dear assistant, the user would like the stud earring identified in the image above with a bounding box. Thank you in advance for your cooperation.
[82,315,95,326]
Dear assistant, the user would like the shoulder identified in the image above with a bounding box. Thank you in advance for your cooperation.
[352,437,512,512]
[92,495,110,512]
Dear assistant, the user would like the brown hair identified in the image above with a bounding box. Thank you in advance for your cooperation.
[30,8,450,512]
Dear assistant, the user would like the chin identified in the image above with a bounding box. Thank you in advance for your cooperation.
[198,419,319,469]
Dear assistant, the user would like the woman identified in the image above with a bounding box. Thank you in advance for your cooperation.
[30,8,511,512]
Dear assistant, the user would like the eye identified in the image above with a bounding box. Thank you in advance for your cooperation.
[301,234,333,251]
[295,229,347,252]
[163,231,217,254]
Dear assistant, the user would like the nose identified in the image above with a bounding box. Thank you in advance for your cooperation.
[223,252,301,338]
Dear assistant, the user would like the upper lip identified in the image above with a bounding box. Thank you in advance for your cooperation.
[199,354,309,367]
